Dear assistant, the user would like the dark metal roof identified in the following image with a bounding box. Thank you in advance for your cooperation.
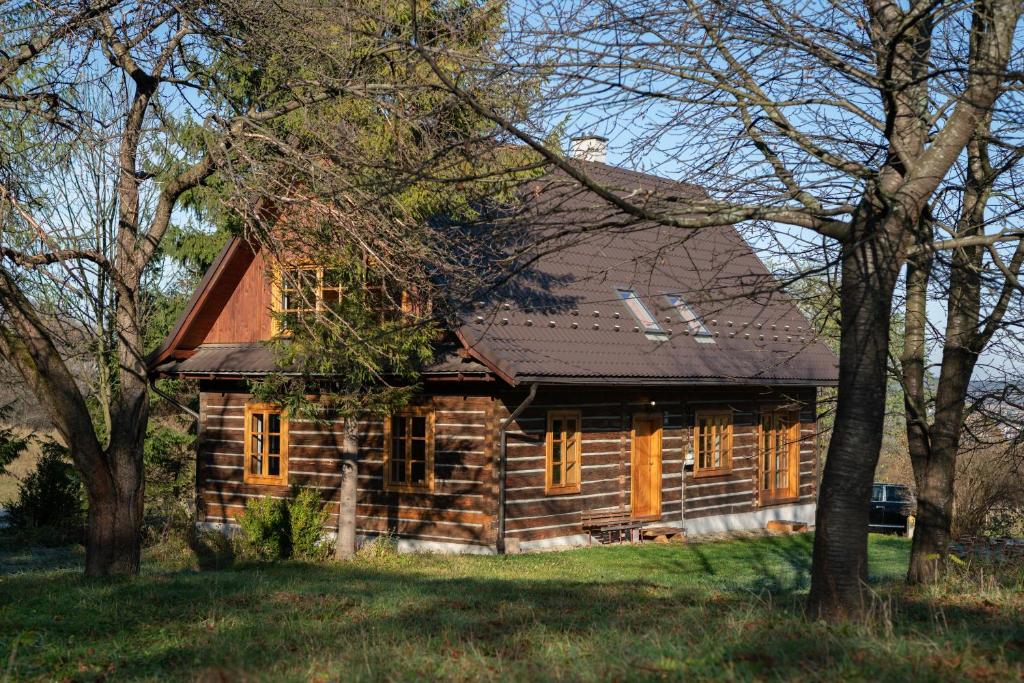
[457,161,838,386]
[150,160,837,387]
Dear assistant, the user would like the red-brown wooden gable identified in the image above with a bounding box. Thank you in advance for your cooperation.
[202,246,273,345]
[171,239,273,354]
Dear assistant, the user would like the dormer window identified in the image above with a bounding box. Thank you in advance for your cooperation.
[665,294,714,344]
[616,288,667,339]
[273,265,344,334]
[273,265,428,335]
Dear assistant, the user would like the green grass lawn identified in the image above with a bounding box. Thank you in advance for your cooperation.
[0,534,1021,682]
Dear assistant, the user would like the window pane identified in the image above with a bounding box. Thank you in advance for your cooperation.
[252,412,264,434]
[617,289,663,333]
[665,294,712,338]
[412,416,426,438]
[268,455,280,477]
[410,440,427,485]
[268,413,280,434]
[322,288,342,309]
[391,456,406,483]
[391,433,407,484]
[891,486,911,502]
[322,269,344,288]
[392,416,406,438]
[411,438,426,463]
[269,434,280,455]
[250,437,263,475]
[713,429,722,469]
[551,440,562,485]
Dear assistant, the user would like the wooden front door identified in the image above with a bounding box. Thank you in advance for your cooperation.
[631,413,663,519]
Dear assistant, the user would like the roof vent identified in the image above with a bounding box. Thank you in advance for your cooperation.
[570,135,608,163]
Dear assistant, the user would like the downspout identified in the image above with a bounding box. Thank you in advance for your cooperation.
[497,382,538,554]
[150,379,200,420]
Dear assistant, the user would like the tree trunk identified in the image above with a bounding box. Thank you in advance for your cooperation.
[84,483,143,577]
[907,347,973,583]
[907,453,955,583]
[808,208,905,619]
[335,417,359,560]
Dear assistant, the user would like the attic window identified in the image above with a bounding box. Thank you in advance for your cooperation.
[616,289,666,339]
[665,294,714,344]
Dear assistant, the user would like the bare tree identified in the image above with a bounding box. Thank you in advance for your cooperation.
[0,0,416,575]
[404,0,1024,617]
[899,108,1024,582]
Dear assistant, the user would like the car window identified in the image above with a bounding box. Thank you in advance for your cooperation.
[872,485,884,502]
[889,486,911,502]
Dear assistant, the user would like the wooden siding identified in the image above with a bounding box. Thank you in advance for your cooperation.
[195,382,819,549]
[202,248,273,345]
[197,386,498,548]
[500,387,817,543]
[680,389,818,520]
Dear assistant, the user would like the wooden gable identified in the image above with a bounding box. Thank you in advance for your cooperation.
[150,237,274,366]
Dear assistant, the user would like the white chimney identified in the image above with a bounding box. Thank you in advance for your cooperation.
[569,135,608,164]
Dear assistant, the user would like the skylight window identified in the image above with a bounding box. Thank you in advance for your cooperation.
[665,294,715,344]
[616,289,666,338]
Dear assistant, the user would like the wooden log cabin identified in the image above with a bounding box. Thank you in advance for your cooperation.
[149,152,838,553]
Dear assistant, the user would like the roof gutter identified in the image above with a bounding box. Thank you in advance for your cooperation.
[497,382,538,554]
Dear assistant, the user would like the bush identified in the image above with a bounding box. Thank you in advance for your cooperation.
[142,420,195,545]
[953,437,1024,538]
[236,489,333,562]
[4,440,84,545]
[237,496,289,560]
[289,487,331,560]
[357,531,399,560]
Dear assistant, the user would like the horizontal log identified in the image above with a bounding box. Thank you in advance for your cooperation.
[685,502,756,517]
[504,510,583,531]
[504,493,624,519]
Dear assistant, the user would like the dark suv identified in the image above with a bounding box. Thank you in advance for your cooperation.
[870,483,915,536]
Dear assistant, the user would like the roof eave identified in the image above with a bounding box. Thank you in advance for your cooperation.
[511,375,838,387]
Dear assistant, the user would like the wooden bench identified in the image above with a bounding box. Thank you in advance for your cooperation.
[581,507,643,544]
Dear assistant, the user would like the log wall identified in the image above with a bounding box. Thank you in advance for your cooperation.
[197,382,499,549]
[498,386,818,544]
[196,382,818,550]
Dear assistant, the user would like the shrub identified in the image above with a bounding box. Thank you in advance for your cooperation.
[5,440,84,545]
[357,531,399,560]
[237,496,289,560]
[953,437,1024,538]
[142,420,195,545]
[289,487,331,560]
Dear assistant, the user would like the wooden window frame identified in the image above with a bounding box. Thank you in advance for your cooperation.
[383,407,436,493]
[271,264,426,336]
[693,409,734,478]
[758,407,801,505]
[243,403,289,486]
[545,410,582,495]
[270,264,342,336]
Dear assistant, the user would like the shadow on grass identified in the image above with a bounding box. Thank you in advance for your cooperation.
[0,536,1019,681]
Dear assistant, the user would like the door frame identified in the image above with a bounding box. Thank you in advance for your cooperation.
[630,411,663,520]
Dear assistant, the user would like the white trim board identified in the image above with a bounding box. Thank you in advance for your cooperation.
[684,502,816,536]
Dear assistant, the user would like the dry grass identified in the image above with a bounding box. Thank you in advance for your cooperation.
[0,431,44,504]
